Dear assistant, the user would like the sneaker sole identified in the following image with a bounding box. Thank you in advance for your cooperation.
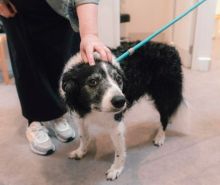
[55,133,75,143]
[45,123,76,143]
[30,144,55,156]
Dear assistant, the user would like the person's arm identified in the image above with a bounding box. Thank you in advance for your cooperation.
[0,0,17,18]
[76,3,112,65]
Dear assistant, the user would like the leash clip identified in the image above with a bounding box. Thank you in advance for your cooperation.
[128,48,135,56]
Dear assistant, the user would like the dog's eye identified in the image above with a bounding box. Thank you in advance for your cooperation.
[115,75,122,84]
[88,79,98,87]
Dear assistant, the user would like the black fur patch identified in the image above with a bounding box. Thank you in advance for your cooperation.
[114,112,123,122]
[113,42,183,130]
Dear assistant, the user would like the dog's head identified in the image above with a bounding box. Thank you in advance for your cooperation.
[60,53,126,116]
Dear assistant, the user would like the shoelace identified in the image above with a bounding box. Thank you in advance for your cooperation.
[31,126,49,142]
[54,121,69,131]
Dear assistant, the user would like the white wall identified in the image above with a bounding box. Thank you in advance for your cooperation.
[172,0,197,68]
[121,0,173,42]
[216,0,220,14]
[98,0,120,48]
[215,0,220,37]
[192,0,217,71]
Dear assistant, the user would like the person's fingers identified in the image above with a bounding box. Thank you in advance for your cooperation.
[85,46,95,66]
[104,47,113,62]
[80,42,89,63]
[80,50,88,63]
[80,35,112,65]
[94,45,108,61]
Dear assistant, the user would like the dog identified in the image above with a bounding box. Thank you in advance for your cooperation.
[59,41,183,180]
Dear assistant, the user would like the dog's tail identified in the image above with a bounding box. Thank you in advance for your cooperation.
[169,97,191,134]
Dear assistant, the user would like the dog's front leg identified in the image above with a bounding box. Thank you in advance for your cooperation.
[106,122,126,180]
[69,118,89,160]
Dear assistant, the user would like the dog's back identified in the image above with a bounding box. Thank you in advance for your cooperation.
[113,42,183,132]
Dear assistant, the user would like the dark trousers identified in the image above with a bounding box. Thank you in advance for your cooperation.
[1,0,80,122]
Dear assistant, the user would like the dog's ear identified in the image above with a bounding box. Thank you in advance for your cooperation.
[120,70,126,83]
[116,67,126,84]
[61,71,79,95]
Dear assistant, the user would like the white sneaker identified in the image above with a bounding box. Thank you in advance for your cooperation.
[26,122,55,155]
[50,117,75,143]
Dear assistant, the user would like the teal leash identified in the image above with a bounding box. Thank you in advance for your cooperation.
[116,0,207,63]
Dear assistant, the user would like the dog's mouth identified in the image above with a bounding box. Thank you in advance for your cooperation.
[110,107,126,113]
[92,105,127,113]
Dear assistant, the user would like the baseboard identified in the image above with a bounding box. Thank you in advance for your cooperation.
[192,57,211,71]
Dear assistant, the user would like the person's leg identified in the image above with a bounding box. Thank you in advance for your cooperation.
[2,0,80,121]
[1,0,80,155]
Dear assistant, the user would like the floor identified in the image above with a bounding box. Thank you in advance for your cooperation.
[0,39,220,185]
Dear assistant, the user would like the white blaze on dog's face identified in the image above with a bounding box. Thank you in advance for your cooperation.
[99,63,126,112]
[60,53,127,115]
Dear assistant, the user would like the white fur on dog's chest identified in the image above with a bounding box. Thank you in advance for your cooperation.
[84,111,119,129]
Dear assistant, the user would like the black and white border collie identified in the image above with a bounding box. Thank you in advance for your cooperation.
[60,42,183,180]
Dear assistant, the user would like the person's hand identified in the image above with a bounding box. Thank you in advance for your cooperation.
[0,0,17,18]
[80,34,112,66]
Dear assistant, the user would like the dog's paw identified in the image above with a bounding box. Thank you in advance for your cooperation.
[105,166,123,181]
[153,128,165,147]
[68,149,86,160]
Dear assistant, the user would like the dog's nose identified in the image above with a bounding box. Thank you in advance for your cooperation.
[111,96,126,108]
